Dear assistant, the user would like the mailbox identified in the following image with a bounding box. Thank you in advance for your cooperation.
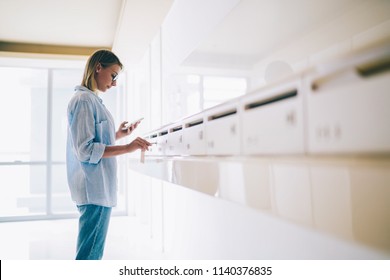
[306,43,390,154]
[146,131,159,156]
[241,77,305,155]
[205,101,241,155]
[166,123,184,155]
[182,114,206,155]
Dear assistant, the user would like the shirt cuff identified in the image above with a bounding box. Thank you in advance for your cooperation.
[89,143,105,164]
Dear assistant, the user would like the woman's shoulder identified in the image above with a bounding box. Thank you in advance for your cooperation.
[72,86,101,103]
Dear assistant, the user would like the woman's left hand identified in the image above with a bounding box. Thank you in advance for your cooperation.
[116,121,139,139]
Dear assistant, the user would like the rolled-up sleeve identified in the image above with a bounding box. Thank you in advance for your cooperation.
[69,100,105,164]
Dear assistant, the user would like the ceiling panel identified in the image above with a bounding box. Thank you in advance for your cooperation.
[0,0,123,48]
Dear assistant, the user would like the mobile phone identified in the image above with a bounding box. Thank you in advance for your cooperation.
[122,117,144,130]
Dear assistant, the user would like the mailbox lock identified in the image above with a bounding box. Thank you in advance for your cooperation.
[334,124,341,139]
[286,111,296,125]
[230,124,236,135]
[316,125,331,140]
[247,136,258,145]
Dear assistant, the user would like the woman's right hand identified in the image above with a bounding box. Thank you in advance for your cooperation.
[126,137,151,153]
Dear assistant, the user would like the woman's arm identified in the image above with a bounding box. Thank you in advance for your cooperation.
[102,137,151,158]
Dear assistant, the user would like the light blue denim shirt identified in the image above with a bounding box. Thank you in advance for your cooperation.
[66,86,117,207]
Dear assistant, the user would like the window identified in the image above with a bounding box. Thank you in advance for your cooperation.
[0,58,127,221]
[163,74,247,124]
[202,76,247,109]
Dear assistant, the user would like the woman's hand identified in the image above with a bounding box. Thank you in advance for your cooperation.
[116,120,140,140]
[102,136,151,158]
[126,137,151,153]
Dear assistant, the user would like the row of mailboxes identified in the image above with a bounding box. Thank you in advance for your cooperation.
[145,42,390,157]
[146,75,306,156]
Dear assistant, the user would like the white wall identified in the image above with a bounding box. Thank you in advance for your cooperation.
[117,0,390,259]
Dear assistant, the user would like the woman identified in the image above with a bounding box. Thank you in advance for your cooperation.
[66,49,150,260]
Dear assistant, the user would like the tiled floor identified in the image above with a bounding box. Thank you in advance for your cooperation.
[0,216,163,260]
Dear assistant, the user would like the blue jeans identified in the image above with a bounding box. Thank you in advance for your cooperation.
[76,205,112,260]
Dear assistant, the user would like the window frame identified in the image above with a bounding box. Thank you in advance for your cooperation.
[0,57,128,222]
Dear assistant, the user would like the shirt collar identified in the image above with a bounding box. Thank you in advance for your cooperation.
[75,85,103,103]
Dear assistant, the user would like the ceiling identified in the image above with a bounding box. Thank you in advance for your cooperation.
[184,0,367,69]
[0,0,173,61]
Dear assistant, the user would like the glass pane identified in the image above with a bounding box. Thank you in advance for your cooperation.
[0,67,48,162]
[186,90,201,115]
[163,74,202,122]
[0,165,46,216]
[51,69,83,162]
[51,164,76,214]
[203,76,247,102]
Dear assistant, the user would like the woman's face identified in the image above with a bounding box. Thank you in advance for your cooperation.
[95,63,121,92]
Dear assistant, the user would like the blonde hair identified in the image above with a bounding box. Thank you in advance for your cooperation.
[82,49,123,92]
